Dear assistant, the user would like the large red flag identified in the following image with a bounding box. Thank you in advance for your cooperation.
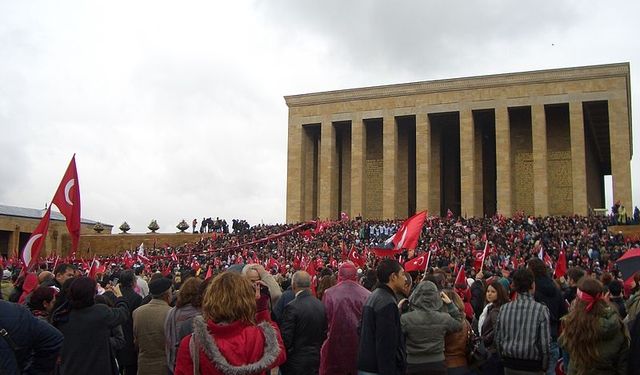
[404,252,430,272]
[389,211,427,251]
[372,211,427,256]
[51,155,81,256]
[22,206,52,270]
[554,249,567,279]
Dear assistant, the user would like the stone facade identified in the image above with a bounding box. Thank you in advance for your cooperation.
[0,212,108,258]
[285,63,633,222]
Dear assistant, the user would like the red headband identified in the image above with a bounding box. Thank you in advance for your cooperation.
[576,288,602,312]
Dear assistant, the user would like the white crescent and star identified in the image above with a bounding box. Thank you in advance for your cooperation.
[64,179,75,206]
[22,233,42,265]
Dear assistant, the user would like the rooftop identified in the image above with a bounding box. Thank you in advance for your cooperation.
[0,204,112,227]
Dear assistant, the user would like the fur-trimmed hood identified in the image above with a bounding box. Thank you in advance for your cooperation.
[190,316,281,375]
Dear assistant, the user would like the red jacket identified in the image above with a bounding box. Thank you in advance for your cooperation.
[174,310,286,375]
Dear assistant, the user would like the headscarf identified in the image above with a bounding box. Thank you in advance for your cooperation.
[576,288,602,313]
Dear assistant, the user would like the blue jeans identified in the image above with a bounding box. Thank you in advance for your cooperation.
[546,341,560,375]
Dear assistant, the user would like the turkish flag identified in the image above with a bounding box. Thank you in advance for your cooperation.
[454,265,467,288]
[51,155,81,255]
[372,211,427,257]
[474,241,489,272]
[88,257,100,279]
[22,206,52,270]
[388,211,427,251]
[554,249,567,279]
[205,266,213,280]
[404,252,430,273]
[349,249,365,268]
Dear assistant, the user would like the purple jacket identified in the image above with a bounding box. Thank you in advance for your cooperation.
[320,280,371,375]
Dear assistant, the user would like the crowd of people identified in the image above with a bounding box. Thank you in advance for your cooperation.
[2,212,640,374]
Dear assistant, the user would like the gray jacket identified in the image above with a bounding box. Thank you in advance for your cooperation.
[400,281,463,364]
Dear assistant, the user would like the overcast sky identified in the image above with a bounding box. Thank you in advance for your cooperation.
[1,1,639,232]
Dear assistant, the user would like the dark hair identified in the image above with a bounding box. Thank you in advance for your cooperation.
[68,277,97,309]
[54,263,73,276]
[512,269,535,293]
[28,286,56,311]
[134,266,143,276]
[119,269,136,288]
[608,279,623,297]
[486,281,510,307]
[376,259,402,284]
[567,267,585,283]
[527,258,547,278]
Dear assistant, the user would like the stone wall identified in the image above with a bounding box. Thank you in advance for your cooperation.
[510,107,534,215]
[0,215,106,257]
[78,232,206,256]
[546,105,573,215]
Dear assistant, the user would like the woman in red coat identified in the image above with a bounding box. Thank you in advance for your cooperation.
[174,272,286,375]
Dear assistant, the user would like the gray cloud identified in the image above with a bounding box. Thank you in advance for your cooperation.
[1,0,639,232]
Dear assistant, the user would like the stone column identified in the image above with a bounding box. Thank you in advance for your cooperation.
[531,104,549,216]
[383,114,398,218]
[285,117,304,223]
[608,98,633,208]
[569,101,588,216]
[350,113,365,218]
[460,108,477,218]
[319,118,337,220]
[495,106,513,216]
[415,113,431,214]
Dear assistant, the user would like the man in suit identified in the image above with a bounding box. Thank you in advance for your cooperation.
[280,271,327,375]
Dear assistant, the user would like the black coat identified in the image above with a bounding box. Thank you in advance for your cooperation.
[117,287,142,367]
[280,289,327,375]
[357,284,406,375]
[57,298,129,375]
[534,276,567,340]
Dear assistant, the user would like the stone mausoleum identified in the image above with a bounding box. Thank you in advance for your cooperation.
[285,63,632,222]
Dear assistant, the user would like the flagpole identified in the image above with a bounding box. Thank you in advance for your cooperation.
[480,240,488,271]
